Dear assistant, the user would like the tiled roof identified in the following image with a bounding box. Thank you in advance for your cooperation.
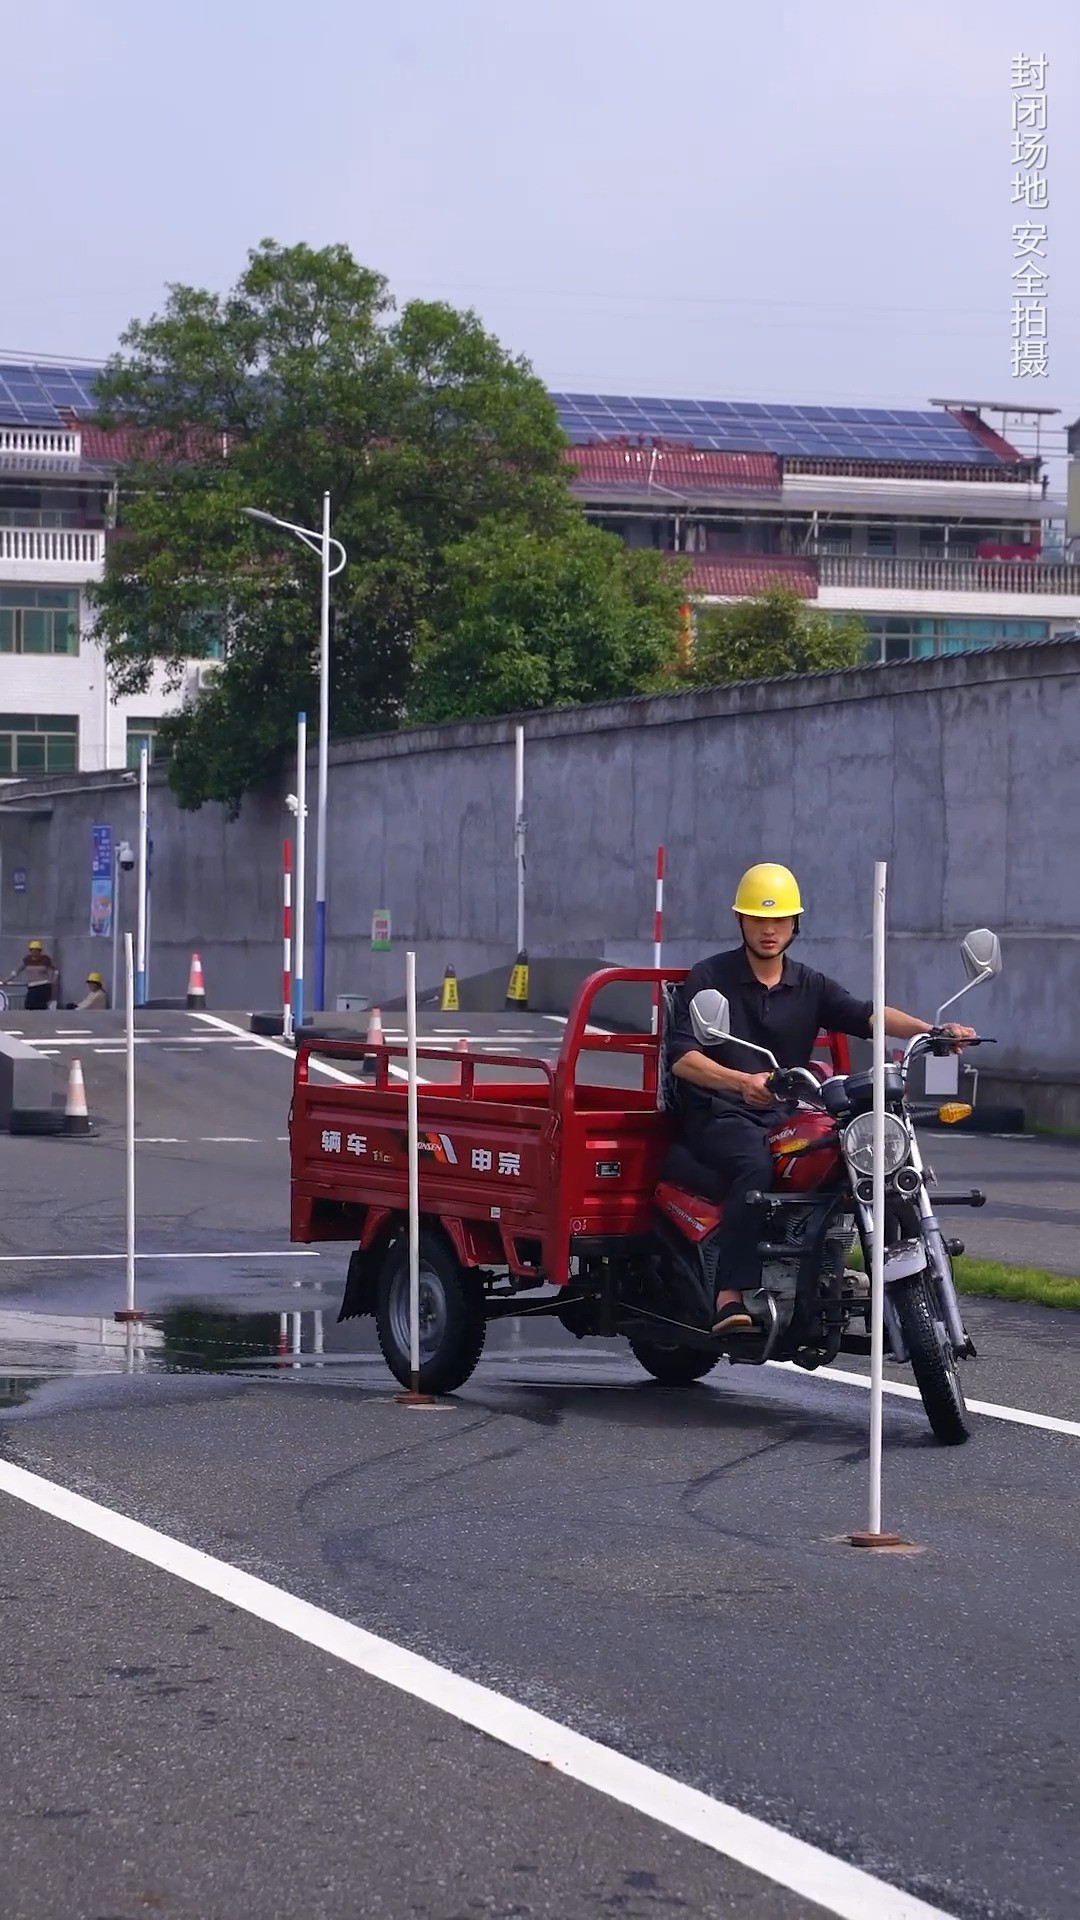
[566,442,780,495]
[74,420,223,462]
[684,556,818,600]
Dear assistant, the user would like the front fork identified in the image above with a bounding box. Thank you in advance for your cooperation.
[854,1132,969,1358]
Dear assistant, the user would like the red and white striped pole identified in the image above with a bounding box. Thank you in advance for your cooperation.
[651,845,665,1031]
[282,838,293,1041]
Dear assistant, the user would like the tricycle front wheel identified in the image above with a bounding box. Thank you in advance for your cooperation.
[375,1231,487,1395]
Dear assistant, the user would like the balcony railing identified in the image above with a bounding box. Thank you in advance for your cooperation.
[0,527,106,568]
[818,554,1080,595]
[0,426,80,459]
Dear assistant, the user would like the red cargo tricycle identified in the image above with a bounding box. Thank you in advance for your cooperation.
[290,966,987,1442]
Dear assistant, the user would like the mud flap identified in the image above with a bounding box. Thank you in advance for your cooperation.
[338,1245,379,1322]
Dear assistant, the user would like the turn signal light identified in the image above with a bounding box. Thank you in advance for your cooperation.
[937,1103,972,1125]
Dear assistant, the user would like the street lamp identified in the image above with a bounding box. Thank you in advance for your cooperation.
[243,494,346,1011]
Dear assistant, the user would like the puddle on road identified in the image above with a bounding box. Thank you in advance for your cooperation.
[0,1303,341,1405]
[0,1299,639,1411]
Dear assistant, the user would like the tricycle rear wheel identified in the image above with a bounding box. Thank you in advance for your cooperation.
[375,1231,486,1395]
[627,1332,720,1387]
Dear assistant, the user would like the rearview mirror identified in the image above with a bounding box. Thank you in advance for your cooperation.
[960,928,1002,982]
[689,989,731,1046]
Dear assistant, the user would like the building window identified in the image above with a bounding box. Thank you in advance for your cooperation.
[126,719,160,768]
[866,521,897,555]
[855,615,1051,664]
[0,587,79,655]
[0,713,79,774]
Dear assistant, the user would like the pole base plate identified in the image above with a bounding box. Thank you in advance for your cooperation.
[114,1308,144,1323]
[394,1388,456,1410]
[848,1530,914,1551]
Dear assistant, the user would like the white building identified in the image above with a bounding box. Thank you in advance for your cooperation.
[560,393,1080,660]
[0,364,213,777]
[4,364,1077,776]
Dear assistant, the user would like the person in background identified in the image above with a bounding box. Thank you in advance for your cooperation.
[3,940,57,1011]
[72,971,108,1012]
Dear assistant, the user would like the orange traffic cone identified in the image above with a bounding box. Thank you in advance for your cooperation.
[366,1006,384,1046]
[186,952,206,1009]
[63,1057,92,1134]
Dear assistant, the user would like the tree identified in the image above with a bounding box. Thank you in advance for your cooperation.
[676,587,867,686]
[410,518,685,723]
[89,241,683,813]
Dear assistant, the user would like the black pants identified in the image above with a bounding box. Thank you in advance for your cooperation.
[685,1108,777,1295]
[24,984,51,1011]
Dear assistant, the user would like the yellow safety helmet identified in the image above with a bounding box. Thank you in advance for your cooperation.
[733,863,803,918]
[29,939,43,951]
[87,971,104,986]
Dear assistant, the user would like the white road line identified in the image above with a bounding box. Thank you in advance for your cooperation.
[201,1136,258,1144]
[92,1047,127,1054]
[33,1035,239,1047]
[775,1363,1080,1439]
[55,1028,92,1037]
[0,1459,956,1920]
[0,1250,320,1265]
[137,1137,185,1144]
[543,1014,612,1036]
[193,1012,428,1085]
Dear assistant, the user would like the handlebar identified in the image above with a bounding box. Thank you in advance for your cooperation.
[766,1066,826,1102]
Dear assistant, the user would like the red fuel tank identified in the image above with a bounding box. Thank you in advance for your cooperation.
[767,1110,841,1192]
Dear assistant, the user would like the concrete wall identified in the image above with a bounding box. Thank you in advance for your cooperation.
[2,639,1079,1077]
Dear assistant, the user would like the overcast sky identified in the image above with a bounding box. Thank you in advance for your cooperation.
[3,0,1076,466]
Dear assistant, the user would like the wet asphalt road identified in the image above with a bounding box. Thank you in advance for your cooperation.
[0,1009,1078,1920]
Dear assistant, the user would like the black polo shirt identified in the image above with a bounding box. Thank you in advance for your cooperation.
[668,948,873,1124]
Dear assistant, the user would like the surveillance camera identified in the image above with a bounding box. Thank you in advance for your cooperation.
[285,794,299,815]
[117,841,136,871]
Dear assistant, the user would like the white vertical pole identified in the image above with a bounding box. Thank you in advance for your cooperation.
[514,724,525,958]
[124,930,136,1317]
[282,839,293,1042]
[869,861,887,1536]
[111,850,121,1011]
[406,949,421,1388]
[135,746,148,1006]
[294,712,307,1033]
[314,492,331,1011]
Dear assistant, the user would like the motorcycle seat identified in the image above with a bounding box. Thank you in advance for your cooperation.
[659,1141,729,1205]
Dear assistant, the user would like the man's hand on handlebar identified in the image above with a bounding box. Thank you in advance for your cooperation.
[740,1071,775,1110]
[937,1022,977,1054]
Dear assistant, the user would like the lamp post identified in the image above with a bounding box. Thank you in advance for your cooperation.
[243,495,346,1011]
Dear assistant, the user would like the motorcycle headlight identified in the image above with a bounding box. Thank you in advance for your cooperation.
[842,1111,909,1177]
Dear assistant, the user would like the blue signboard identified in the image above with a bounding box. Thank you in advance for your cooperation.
[12,867,26,894]
[91,824,113,879]
[90,823,113,938]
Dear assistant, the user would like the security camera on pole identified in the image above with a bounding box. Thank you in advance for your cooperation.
[243,502,346,1014]
[111,839,135,1012]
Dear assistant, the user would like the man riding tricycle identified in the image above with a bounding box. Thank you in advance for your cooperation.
[289,865,1000,1443]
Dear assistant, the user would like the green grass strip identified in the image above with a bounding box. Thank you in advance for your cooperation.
[848,1246,1080,1309]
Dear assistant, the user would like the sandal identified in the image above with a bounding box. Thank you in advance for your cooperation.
[712,1299,755,1335]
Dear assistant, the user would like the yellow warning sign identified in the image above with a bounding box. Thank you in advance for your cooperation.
[440,966,459,1012]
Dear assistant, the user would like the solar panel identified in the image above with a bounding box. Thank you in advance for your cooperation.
[552,392,1006,464]
[0,361,102,426]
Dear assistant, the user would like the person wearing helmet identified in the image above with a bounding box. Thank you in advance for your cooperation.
[667,863,975,1334]
[3,939,57,1011]
[74,971,109,1012]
